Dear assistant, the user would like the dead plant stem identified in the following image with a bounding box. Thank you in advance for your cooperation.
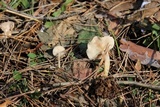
[5,7,82,21]
[117,81,160,91]
[0,90,39,102]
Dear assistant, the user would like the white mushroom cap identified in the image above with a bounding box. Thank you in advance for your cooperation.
[86,36,114,77]
[86,36,114,60]
[86,36,102,60]
[101,36,114,50]
[0,21,15,36]
[52,46,65,57]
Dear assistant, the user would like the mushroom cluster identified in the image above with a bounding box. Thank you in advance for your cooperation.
[86,36,114,76]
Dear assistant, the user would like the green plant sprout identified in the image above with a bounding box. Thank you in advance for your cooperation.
[52,0,74,17]
[27,52,46,66]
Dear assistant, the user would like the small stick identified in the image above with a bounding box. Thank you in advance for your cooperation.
[58,53,61,68]
[117,81,160,91]
[5,7,41,22]
[5,7,82,21]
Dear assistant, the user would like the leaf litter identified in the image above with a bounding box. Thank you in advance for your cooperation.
[120,39,160,68]
[0,0,160,106]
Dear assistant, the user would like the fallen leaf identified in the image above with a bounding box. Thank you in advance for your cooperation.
[127,1,159,21]
[109,1,134,18]
[142,1,159,18]
[51,0,62,3]
[72,59,92,80]
[120,39,160,68]
[135,59,141,71]
[107,20,119,32]
[0,13,4,19]
[0,100,11,107]
[38,16,77,47]
[104,0,122,9]
[154,11,160,21]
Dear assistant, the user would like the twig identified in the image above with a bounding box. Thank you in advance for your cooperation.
[117,81,160,91]
[113,74,136,78]
[51,81,82,87]
[4,7,82,21]
[5,7,41,22]
[0,90,39,102]
[36,12,82,20]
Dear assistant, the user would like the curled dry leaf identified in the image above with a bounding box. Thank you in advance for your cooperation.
[0,21,15,36]
[135,59,142,71]
[120,39,160,68]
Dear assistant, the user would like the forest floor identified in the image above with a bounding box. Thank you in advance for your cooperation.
[0,0,160,107]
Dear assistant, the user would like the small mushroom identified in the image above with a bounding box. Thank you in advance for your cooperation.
[52,45,66,68]
[86,36,114,76]
[0,21,15,36]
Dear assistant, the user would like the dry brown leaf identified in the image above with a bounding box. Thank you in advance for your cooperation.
[128,1,160,21]
[65,0,75,11]
[104,0,122,9]
[148,70,157,80]
[51,0,62,3]
[154,10,160,21]
[120,39,160,68]
[72,59,92,80]
[142,1,159,18]
[38,16,78,47]
[0,13,4,19]
[135,59,141,71]
[48,16,77,46]
[0,100,11,107]
[56,21,75,35]
[108,20,119,32]
[109,1,134,18]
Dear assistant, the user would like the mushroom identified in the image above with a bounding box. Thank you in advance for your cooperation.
[52,45,66,68]
[86,36,114,76]
[0,21,15,37]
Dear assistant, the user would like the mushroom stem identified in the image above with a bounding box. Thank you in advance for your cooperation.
[52,45,65,68]
[58,53,61,68]
[104,52,110,76]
